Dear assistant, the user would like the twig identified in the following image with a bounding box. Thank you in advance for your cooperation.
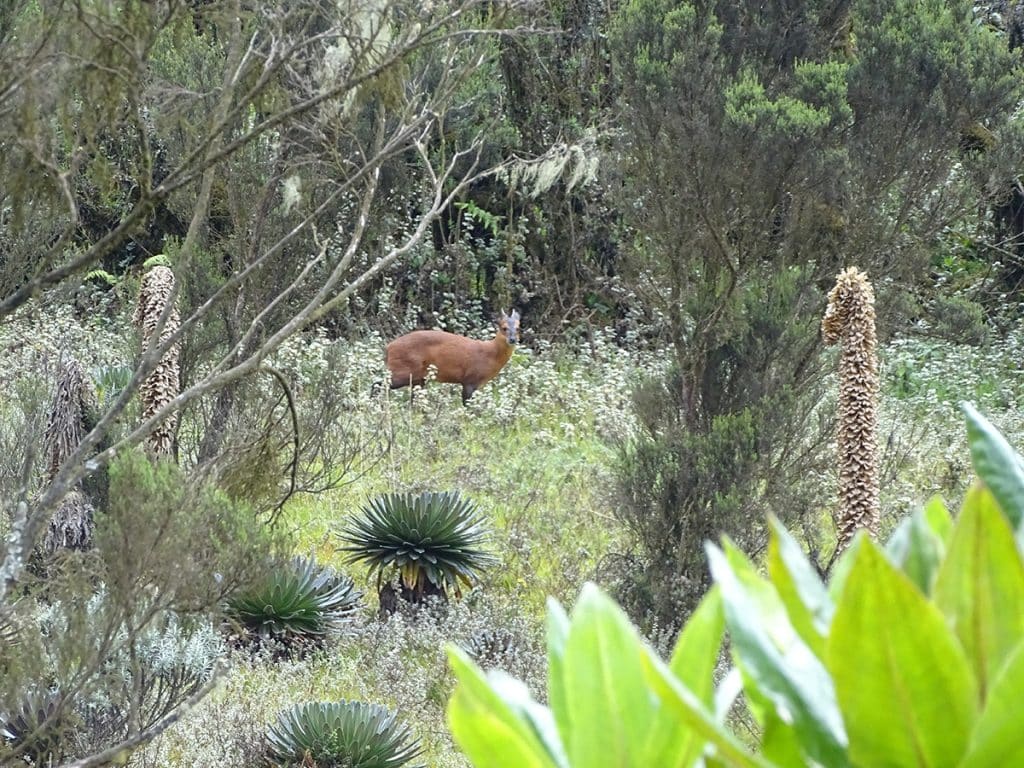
[262,365,300,525]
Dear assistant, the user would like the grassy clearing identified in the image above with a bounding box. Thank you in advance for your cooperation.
[149,326,1024,766]
[4,299,1023,766]
[877,331,1024,529]
[140,329,663,766]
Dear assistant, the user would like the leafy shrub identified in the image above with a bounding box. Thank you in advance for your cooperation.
[927,293,990,346]
[265,700,423,768]
[448,404,1024,767]
[338,491,496,602]
[225,556,361,647]
[3,451,280,764]
[73,609,223,754]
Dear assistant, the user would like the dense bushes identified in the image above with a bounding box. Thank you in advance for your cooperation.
[608,0,1024,629]
[0,452,275,764]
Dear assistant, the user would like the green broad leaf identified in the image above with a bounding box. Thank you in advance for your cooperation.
[640,647,778,768]
[963,402,1024,529]
[767,517,832,659]
[669,586,724,706]
[546,597,571,748]
[714,667,743,722]
[961,640,1024,767]
[561,583,686,767]
[885,505,946,595]
[827,540,978,768]
[932,484,1024,697]
[760,708,808,768]
[826,534,862,604]
[447,647,566,768]
[922,495,953,543]
[708,542,849,767]
[638,587,724,766]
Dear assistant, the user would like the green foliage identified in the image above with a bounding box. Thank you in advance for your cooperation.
[83,269,118,287]
[449,407,1024,767]
[607,0,1024,629]
[225,556,361,645]
[454,201,505,240]
[2,449,279,763]
[615,360,815,626]
[95,451,281,611]
[928,294,990,345]
[140,254,172,270]
[338,491,497,601]
[91,363,134,409]
[265,700,423,768]
[724,62,851,138]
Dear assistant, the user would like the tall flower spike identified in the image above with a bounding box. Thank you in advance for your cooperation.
[41,358,97,554]
[823,267,880,553]
[134,264,181,458]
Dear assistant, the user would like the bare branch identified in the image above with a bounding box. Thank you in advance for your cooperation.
[55,662,225,768]
[261,365,300,524]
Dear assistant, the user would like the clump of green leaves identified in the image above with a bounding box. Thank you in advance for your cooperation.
[225,557,361,648]
[449,404,1024,767]
[94,451,280,611]
[141,254,172,270]
[265,700,423,768]
[338,491,496,602]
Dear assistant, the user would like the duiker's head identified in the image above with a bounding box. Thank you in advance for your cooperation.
[498,309,520,345]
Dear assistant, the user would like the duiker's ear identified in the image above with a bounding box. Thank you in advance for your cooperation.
[511,309,520,321]
[499,309,508,320]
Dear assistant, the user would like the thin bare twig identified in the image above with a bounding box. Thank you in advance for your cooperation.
[55,662,225,768]
[261,365,300,525]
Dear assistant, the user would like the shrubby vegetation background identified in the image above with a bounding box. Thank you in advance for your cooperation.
[1,0,1023,765]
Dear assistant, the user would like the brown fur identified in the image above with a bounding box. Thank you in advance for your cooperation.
[385,313,518,403]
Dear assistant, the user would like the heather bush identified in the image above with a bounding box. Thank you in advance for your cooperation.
[0,449,279,764]
[1,598,224,762]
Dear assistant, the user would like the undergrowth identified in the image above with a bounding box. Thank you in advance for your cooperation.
[2,298,1023,766]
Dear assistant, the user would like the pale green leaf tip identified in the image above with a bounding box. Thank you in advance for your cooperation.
[573,580,614,615]
[961,401,997,442]
[546,595,569,620]
[447,643,477,674]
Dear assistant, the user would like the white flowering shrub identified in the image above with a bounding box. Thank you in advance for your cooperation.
[876,328,1024,531]
[140,593,544,767]
[20,594,224,756]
